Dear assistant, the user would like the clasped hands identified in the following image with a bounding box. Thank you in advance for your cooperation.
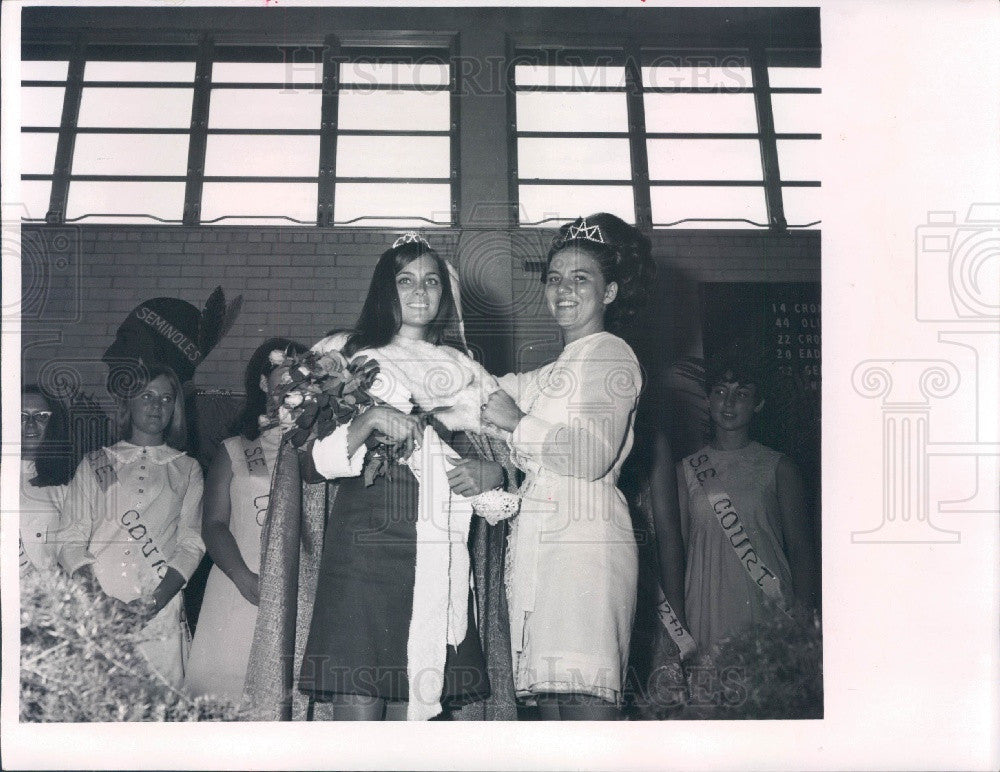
[359,404,506,497]
[73,564,178,626]
[479,389,525,434]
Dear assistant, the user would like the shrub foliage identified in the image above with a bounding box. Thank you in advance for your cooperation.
[20,568,239,722]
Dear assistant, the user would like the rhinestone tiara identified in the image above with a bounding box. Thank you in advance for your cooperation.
[391,232,431,250]
[564,218,605,245]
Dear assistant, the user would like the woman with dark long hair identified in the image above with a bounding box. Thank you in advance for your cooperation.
[184,337,307,700]
[248,235,517,722]
[58,363,204,687]
[19,385,72,573]
[481,212,656,720]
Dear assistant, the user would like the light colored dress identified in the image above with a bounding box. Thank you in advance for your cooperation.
[184,427,281,700]
[58,441,205,688]
[499,331,641,704]
[19,459,66,573]
[681,441,793,653]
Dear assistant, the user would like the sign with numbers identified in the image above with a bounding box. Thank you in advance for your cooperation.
[702,282,821,393]
[700,282,822,506]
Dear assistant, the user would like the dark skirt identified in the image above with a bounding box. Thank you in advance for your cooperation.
[299,464,490,705]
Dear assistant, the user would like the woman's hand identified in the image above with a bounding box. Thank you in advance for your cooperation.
[365,406,424,444]
[445,458,504,497]
[71,563,101,595]
[121,596,159,626]
[348,405,424,459]
[234,569,261,606]
[149,567,185,615]
[481,390,525,433]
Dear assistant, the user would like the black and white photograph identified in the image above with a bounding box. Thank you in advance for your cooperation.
[1,1,997,770]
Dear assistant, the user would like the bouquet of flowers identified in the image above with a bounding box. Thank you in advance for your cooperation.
[260,346,380,447]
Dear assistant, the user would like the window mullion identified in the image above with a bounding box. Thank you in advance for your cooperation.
[750,44,786,230]
[449,36,460,227]
[505,36,520,225]
[46,35,85,224]
[318,35,340,227]
[624,43,651,229]
[183,35,213,225]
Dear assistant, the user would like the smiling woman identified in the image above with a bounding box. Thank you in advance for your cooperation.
[247,234,518,722]
[677,351,819,655]
[482,213,656,720]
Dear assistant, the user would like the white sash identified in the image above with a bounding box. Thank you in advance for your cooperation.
[88,450,171,590]
[687,449,792,616]
[239,435,272,479]
[402,425,474,721]
[654,587,698,660]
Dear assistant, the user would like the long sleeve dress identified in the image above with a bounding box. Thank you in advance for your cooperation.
[184,426,282,700]
[498,331,641,705]
[58,441,205,688]
[295,334,504,720]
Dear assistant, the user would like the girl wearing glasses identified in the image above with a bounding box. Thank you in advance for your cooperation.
[19,385,72,573]
[58,364,204,688]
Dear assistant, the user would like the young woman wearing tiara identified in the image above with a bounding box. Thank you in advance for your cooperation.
[247,234,517,721]
[482,212,656,720]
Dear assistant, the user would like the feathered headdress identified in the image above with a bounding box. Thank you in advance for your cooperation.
[103,286,243,389]
[197,286,243,364]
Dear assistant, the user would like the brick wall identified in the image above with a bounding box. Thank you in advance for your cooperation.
[20,224,819,407]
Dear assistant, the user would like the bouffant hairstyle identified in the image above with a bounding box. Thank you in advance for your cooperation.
[233,336,308,440]
[343,237,460,357]
[543,212,656,335]
[704,347,772,405]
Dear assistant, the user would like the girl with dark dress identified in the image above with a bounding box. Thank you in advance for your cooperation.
[286,235,516,721]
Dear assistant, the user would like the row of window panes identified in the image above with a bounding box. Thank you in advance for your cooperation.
[516,136,816,183]
[18,180,450,226]
[22,59,449,85]
[21,58,816,226]
[19,88,450,131]
[36,133,451,178]
[515,63,817,91]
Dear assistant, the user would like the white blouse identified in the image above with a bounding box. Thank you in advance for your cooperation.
[58,442,204,602]
[19,459,66,572]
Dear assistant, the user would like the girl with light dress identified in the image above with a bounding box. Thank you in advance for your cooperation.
[184,337,307,700]
[19,386,72,575]
[482,213,656,720]
[58,364,204,688]
[677,352,818,654]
